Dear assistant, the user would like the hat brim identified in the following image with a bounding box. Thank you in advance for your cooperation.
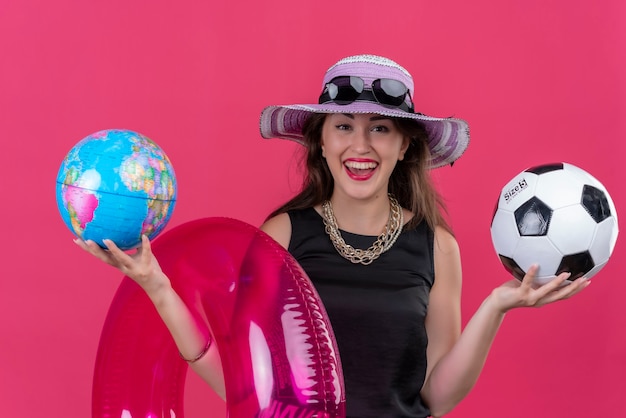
[259,102,470,169]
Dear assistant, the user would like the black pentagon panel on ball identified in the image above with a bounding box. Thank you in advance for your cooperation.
[581,184,612,223]
[556,251,595,280]
[499,255,526,281]
[514,196,552,236]
[525,163,564,175]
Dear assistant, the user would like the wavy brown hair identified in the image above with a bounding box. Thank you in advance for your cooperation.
[266,113,453,233]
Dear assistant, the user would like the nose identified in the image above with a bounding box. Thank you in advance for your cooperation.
[351,127,372,154]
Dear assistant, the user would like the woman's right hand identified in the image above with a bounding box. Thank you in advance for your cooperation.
[74,235,169,296]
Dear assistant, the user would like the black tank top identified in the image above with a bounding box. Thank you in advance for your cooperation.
[287,207,434,418]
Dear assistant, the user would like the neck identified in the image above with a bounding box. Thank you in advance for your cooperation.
[328,193,391,235]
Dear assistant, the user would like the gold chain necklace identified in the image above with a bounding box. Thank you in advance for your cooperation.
[321,195,404,265]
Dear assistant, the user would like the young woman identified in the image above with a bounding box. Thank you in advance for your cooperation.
[77,54,589,417]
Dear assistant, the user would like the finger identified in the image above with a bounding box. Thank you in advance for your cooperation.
[548,271,572,290]
[74,237,97,252]
[77,239,117,265]
[520,264,539,288]
[102,239,135,269]
[140,235,153,265]
[102,238,122,253]
[84,239,106,253]
[73,238,88,250]
[74,238,104,257]
[532,272,572,298]
[557,276,590,298]
[538,276,588,305]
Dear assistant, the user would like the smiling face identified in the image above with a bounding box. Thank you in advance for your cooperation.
[320,113,409,202]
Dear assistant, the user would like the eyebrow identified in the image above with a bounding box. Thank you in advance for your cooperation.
[341,113,392,121]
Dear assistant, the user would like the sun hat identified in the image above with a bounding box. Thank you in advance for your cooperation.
[259,54,470,168]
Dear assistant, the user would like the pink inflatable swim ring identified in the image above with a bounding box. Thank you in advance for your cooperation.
[92,217,346,417]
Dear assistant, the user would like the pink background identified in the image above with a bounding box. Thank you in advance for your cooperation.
[1,1,624,417]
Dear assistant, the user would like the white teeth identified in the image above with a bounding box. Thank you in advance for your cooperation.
[344,161,378,169]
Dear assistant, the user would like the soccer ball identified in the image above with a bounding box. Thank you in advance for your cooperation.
[490,162,619,285]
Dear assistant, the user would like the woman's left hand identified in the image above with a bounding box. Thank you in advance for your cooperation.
[490,264,590,313]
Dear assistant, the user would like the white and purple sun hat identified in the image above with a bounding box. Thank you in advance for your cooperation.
[259,54,470,168]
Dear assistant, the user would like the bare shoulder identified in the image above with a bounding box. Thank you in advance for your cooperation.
[433,225,460,257]
[432,225,462,288]
[260,212,292,250]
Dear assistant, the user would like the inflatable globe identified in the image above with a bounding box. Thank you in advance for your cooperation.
[56,129,177,250]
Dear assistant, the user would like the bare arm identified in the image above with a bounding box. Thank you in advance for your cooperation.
[75,236,226,399]
[420,228,590,417]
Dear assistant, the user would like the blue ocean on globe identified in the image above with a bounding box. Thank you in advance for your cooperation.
[56,129,178,250]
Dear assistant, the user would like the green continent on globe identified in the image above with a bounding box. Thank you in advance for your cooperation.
[119,134,177,236]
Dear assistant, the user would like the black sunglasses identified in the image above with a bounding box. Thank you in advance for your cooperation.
[318,76,414,113]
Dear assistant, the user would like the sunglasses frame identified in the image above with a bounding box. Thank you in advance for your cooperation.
[318,76,415,113]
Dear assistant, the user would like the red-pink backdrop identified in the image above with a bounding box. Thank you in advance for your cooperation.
[1,1,624,417]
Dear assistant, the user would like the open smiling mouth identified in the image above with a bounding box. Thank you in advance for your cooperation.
[344,160,378,179]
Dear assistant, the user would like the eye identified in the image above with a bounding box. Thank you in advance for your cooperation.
[371,124,390,133]
[335,124,352,131]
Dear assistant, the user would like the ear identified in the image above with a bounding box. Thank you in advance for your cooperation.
[321,143,326,158]
[399,137,410,161]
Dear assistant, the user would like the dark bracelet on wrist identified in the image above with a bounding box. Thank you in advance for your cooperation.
[179,338,211,363]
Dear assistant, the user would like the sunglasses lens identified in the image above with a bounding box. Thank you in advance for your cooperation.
[327,76,364,104]
[372,79,408,107]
